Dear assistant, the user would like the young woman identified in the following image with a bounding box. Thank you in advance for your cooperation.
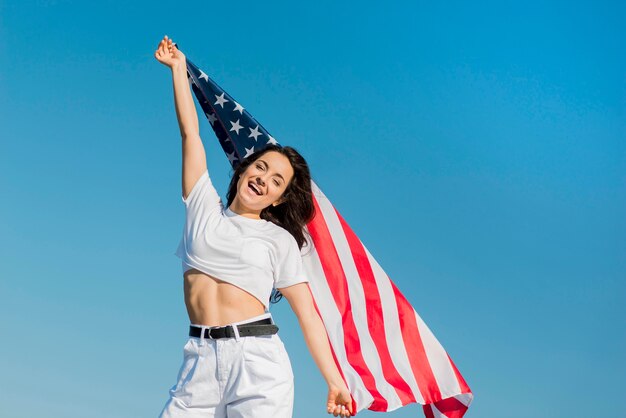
[154,35,353,418]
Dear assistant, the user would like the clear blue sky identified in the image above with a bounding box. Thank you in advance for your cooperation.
[1,1,624,417]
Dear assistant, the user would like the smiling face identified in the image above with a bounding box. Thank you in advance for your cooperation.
[231,150,295,216]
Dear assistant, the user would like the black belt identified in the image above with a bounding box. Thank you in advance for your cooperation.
[189,318,278,339]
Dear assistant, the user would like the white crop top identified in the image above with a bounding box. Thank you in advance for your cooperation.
[174,170,309,310]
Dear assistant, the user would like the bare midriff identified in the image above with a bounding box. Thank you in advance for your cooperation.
[183,268,266,326]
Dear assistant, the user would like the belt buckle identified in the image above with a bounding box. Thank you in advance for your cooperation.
[204,325,220,340]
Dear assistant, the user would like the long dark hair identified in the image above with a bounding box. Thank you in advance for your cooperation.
[226,144,315,303]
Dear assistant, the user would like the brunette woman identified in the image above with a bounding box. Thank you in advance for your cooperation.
[154,35,353,418]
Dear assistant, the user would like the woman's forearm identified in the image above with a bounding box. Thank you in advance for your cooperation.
[281,282,352,415]
[171,63,199,138]
[299,309,345,387]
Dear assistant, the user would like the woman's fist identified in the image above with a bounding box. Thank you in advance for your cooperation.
[154,35,186,69]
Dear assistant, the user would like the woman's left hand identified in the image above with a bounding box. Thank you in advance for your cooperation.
[326,382,353,417]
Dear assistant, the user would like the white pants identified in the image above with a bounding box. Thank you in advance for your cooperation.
[158,313,294,418]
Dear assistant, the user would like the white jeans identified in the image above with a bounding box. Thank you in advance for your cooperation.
[158,313,294,418]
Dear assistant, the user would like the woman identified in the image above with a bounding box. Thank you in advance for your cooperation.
[154,35,353,418]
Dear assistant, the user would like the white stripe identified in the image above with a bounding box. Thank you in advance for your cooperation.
[430,403,447,418]
[415,313,462,398]
[454,392,473,407]
[364,245,426,404]
[311,183,403,409]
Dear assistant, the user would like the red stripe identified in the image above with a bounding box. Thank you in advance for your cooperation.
[335,209,416,406]
[307,196,388,411]
[447,354,471,394]
[423,404,436,418]
[389,280,441,403]
[432,397,469,418]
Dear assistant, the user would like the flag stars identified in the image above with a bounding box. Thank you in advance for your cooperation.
[267,135,278,145]
[229,119,244,134]
[244,146,255,158]
[226,151,238,164]
[248,125,262,141]
[233,101,245,114]
[199,70,209,82]
[215,93,229,108]
[206,113,217,126]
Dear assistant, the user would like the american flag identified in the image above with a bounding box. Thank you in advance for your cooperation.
[185,58,473,417]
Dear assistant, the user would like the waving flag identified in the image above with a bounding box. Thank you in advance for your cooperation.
[184,58,473,417]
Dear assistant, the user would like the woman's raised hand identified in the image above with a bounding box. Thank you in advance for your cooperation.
[154,35,186,69]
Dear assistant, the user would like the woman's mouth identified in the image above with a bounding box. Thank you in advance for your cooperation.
[248,181,263,196]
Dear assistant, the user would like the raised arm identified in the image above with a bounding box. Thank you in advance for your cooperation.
[154,35,207,200]
[279,283,354,417]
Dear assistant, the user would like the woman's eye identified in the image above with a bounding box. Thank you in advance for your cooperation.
[256,164,264,170]
[273,180,280,186]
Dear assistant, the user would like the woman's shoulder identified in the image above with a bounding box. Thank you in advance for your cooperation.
[263,221,297,247]
[264,220,289,237]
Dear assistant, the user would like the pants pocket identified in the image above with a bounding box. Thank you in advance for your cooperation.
[243,334,294,382]
[169,339,200,405]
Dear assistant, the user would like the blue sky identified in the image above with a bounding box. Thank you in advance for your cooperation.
[1,1,624,417]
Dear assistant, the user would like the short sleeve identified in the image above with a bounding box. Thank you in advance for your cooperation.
[175,170,223,258]
[182,170,221,210]
[181,170,223,225]
[273,234,309,289]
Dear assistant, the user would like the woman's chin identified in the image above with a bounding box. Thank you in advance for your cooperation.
[235,194,265,212]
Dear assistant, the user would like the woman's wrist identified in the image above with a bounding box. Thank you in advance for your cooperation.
[326,375,346,389]
[170,61,186,73]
